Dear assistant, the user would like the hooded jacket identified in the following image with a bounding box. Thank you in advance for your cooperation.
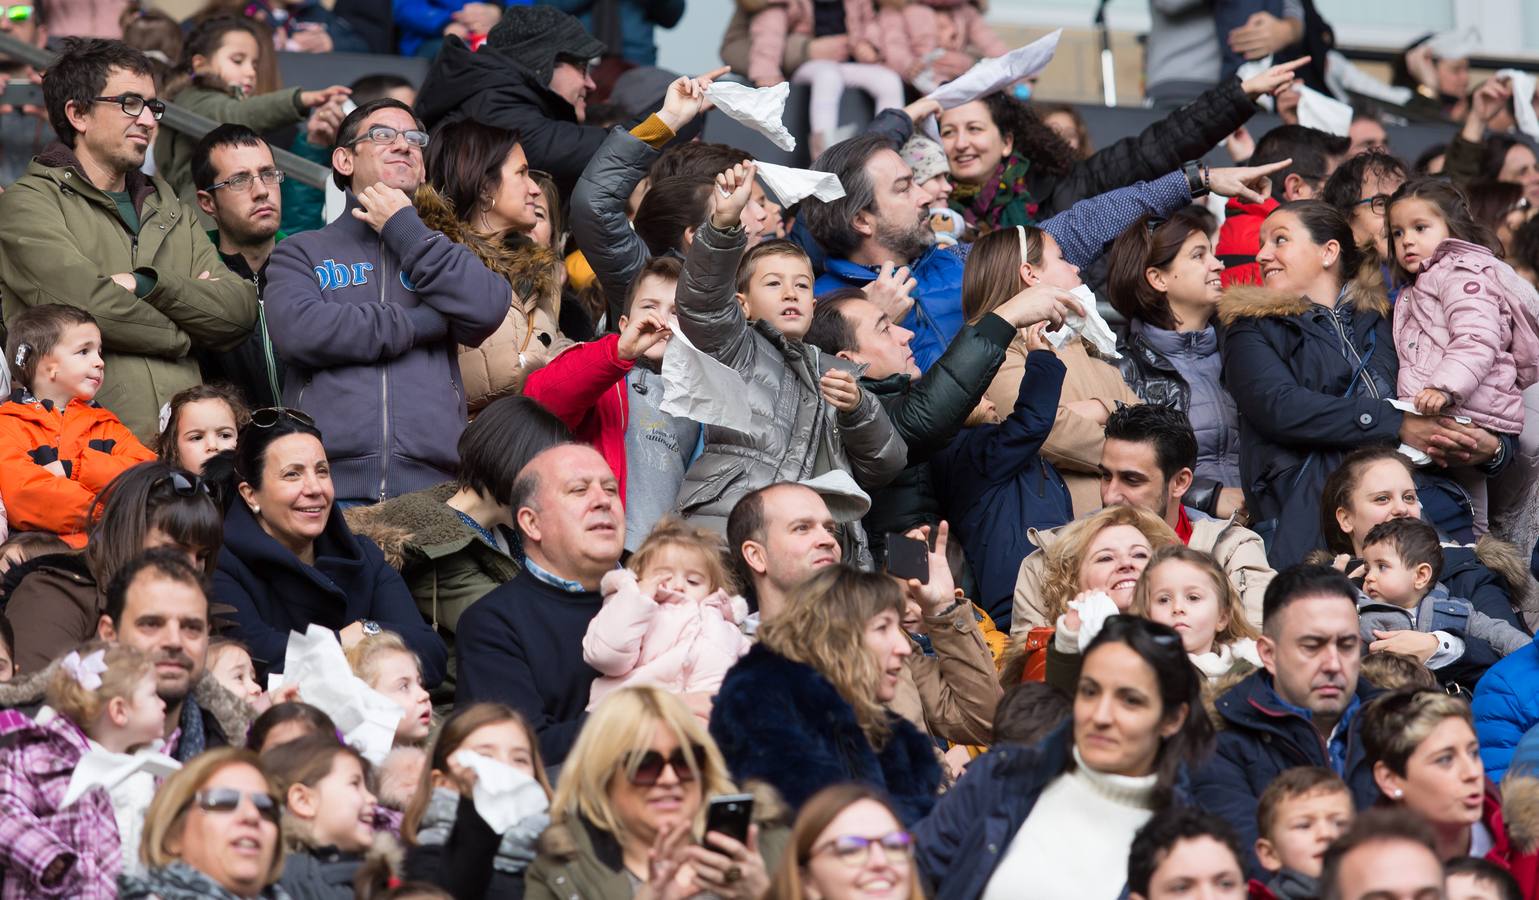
[0,392,156,548]
[1357,582,1528,689]
[264,194,509,502]
[1393,238,1539,435]
[1216,196,1279,286]
[0,143,258,440]
[1474,641,1539,783]
[213,500,447,686]
[413,186,570,410]
[672,222,907,555]
[1219,282,1401,568]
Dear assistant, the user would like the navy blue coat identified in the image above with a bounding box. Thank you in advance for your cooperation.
[214,500,447,686]
[1218,285,1401,569]
[1191,671,1382,878]
[709,643,941,826]
[933,348,1073,628]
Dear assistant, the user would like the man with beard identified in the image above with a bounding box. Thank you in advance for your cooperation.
[454,444,625,765]
[192,124,288,408]
[1193,565,1384,878]
[0,39,257,440]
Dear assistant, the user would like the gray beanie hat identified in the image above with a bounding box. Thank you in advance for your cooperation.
[900,135,949,185]
[487,6,606,85]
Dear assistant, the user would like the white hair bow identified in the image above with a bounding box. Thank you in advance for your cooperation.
[61,649,108,691]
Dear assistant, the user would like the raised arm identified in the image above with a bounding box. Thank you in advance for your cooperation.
[674,163,757,367]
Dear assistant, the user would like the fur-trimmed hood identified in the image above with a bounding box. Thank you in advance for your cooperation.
[1218,281,1390,328]
[1503,772,1539,854]
[413,184,563,313]
[343,482,466,571]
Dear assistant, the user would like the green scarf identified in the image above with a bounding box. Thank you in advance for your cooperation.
[950,150,1042,236]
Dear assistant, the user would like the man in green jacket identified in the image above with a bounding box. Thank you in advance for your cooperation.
[0,39,257,441]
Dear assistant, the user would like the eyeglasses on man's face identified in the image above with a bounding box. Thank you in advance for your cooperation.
[208,169,285,192]
[348,124,429,149]
[93,94,165,121]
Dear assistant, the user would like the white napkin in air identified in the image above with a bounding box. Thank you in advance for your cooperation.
[705,81,796,152]
[755,161,846,206]
[921,31,1062,139]
[659,319,776,441]
[1045,285,1120,358]
[280,625,404,764]
[451,750,550,834]
[1295,85,1353,137]
[1497,69,1539,141]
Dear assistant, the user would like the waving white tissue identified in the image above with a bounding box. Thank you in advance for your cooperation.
[705,81,796,152]
[1497,69,1539,141]
[755,161,846,206]
[920,31,1061,138]
[1069,591,1121,653]
[451,750,550,834]
[660,320,776,441]
[1295,85,1353,137]
[281,625,404,764]
[1044,285,1120,358]
[60,733,180,876]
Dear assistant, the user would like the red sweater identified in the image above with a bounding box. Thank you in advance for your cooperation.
[522,334,634,495]
[1217,196,1279,288]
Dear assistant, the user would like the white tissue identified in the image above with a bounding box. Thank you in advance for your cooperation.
[921,31,1062,139]
[1497,69,1539,141]
[1045,285,1120,358]
[451,750,550,834]
[705,81,796,152]
[1294,85,1353,137]
[1069,590,1121,653]
[1426,28,1481,62]
[659,320,776,441]
[62,744,180,808]
[280,625,405,764]
[754,161,846,206]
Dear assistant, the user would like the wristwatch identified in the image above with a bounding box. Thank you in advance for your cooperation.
[361,619,381,636]
[1183,160,1210,198]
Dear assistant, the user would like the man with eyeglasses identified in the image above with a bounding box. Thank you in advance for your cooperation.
[191,123,288,409]
[0,38,257,441]
[1322,151,1408,263]
[0,1,48,187]
[265,97,509,504]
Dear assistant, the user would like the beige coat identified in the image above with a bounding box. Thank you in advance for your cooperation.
[891,600,1001,745]
[1009,512,1275,641]
[984,336,1140,518]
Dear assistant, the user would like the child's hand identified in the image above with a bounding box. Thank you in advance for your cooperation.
[709,161,757,230]
[853,40,880,64]
[657,66,730,133]
[299,85,350,109]
[305,98,347,148]
[618,311,671,361]
[819,369,862,412]
[1415,388,1450,415]
[1023,321,1052,352]
[1369,629,1441,664]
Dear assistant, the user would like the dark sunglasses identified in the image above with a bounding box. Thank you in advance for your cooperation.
[249,406,316,429]
[193,787,282,825]
[626,745,704,786]
[153,470,213,498]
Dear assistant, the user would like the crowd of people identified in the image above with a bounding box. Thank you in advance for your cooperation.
[2,1,1539,899]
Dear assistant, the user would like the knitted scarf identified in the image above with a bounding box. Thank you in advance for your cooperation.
[118,861,293,900]
[950,150,1041,236]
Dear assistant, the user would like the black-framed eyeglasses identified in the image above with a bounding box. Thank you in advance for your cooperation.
[208,169,285,192]
[2,5,35,22]
[348,124,429,149]
[93,94,165,121]
[625,745,703,786]
[811,831,915,868]
[192,788,282,826]
[153,470,214,498]
[1356,194,1390,216]
[249,407,316,430]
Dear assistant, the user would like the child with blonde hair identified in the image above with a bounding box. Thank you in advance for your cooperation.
[348,630,434,748]
[0,642,169,898]
[1131,545,1261,684]
[582,516,753,710]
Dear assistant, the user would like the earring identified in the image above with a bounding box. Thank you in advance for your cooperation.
[249,504,260,516]
[1393,789,1404,799]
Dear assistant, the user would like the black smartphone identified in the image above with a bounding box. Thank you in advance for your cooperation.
[1,80,43,108]
[705,793,754,845]
[885,532,929,584]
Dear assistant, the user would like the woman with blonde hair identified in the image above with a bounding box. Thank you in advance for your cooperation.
[763,783,923,900]
[1130,545,1261,684]
[524,686,776,900]
[121,747,287,899]
[710,566,942,826]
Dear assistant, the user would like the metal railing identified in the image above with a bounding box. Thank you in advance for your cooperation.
[0,32,332,189]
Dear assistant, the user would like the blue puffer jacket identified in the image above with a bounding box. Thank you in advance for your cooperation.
[1476,643,1539,783]
[1192,671,1382,878]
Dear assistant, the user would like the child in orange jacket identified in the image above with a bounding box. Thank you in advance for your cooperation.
[0,306,156,547]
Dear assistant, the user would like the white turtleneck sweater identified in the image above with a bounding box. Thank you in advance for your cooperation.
[981,748,1159,900]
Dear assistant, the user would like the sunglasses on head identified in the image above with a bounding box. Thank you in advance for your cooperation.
[153,470,213,498]
[626,745,704,786]
[2,5,34,22]
[249,406,316,430]
[193,787,282,825]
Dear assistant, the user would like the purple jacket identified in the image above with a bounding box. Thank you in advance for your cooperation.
[1395,239,1539,434]
[0,710,121,899]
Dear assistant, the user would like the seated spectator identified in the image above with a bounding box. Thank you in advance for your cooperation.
[1012,404,1274,638]
[0,641,163,898]
[121,747,287,899]
[190,125,290,409]
[1364,689,1539,874]
[673,164,905,558]
[453,444,622,764]
[1108,210,1244,506]
[527,686,778,898]
[1194,565,1383,878]
[915,616,1211,898]
[154,383,250,476]
[1126,808,1249,900]
[1319,808,1445,900]
[0,39,258,440]
[524,258,699,547]
[206,636,267,715]
[6,462,223,674]
[1486,136,1539,209]
[1321,151,1408,261]
[264,98,510,503]
[348,631,433,750]
[201,0,371,55]
[1428,77,1525,192]
[247,701,338,753]
[422,118,570,404]
[207,408,447,684]
[156,16,348,215]
[1446,857,1524,900]
[263,735,400,896]
[346,396,568,699]
[401,703,552,899]
[1131,545,1262,685]
[763,784,921,900]
[0,304,156,547]
[0,0,49,187]
[1217,125,1349,287]
[1253,767,1354,900]
[725,483,998,745]
[711,565,942,823]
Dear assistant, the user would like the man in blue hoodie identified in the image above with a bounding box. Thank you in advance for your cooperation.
[265,98,509,504]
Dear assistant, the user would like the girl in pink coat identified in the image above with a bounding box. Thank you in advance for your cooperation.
[1389,177,1539,534]
[582,517,752,710]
